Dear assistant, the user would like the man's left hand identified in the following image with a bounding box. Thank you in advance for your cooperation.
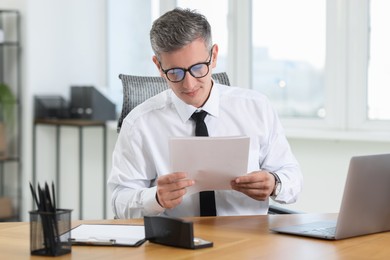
[231,171,275,201]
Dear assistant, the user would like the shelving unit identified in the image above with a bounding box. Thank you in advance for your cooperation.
[33,119,108,220]
[0,10,21,221]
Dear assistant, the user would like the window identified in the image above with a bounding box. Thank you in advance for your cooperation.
[106,0,390,137]
[176,0,228,73]
[347,0,390,131]
[107,0,228,112]
[251,0,326,118]
[367,0,390,120]
[107,0,160,112]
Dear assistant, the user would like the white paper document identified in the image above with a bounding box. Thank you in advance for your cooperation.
[170,136,250,196]
[70,224,145,246]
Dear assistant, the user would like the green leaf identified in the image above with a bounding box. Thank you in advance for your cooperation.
[0,83,16,122]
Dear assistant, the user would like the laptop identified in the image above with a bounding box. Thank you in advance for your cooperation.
[270,153,390,240]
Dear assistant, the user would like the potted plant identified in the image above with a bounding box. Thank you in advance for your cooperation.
[0,82,16,158]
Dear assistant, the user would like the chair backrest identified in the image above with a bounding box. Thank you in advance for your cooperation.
[117,72,230,132]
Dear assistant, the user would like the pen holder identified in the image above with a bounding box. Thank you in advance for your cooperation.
[29,209,72,256]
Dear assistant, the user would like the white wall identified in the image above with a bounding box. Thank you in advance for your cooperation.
[0,1,24,11]
[283,138,390,213]
[25,0,107,98]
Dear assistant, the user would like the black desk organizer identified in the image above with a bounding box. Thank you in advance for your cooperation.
[144,216,213,249]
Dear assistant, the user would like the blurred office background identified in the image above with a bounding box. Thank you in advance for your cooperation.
[1,0,389,221]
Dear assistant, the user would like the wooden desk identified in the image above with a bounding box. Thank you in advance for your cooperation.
[1,214,389,259]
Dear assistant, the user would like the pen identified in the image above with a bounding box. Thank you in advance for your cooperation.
[70,238,117,246]
[30,181,59,255]
[52,181,56,212]
[29,182,40,210]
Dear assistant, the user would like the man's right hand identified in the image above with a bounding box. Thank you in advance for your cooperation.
[156,172,195,209]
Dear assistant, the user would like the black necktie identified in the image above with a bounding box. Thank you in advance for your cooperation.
[191,110,217,216]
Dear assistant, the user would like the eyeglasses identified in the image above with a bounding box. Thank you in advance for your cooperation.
[159,47,213,83]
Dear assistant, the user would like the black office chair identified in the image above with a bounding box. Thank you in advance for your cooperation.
[117,73,300,215]
[117,72,230,133]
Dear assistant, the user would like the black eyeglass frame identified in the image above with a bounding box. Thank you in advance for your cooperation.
[159,46,214,83]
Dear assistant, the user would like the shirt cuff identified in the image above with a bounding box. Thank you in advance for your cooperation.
[142,186,165,215]
[271,173,287,202]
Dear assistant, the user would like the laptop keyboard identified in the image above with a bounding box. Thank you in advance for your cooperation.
[310,227,336,236]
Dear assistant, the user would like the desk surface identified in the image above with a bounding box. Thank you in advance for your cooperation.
[1,214,389,259]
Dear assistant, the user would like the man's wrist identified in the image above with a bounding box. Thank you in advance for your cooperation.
[143,186,165,214]
[269,172,282,197]
[155,193,163,207]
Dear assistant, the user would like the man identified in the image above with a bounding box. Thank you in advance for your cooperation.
[108,8,302,218]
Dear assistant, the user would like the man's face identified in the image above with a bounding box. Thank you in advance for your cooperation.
[153,38,218,108]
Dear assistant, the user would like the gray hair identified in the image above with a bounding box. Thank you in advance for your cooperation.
[150,8,213,59]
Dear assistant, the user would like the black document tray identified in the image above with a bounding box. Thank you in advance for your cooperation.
[144,216,213,249]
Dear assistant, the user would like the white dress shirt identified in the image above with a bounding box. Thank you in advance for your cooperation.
[108,83,303,218]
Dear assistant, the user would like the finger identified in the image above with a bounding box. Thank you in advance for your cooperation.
[157,179,193,198]
[156,177,194,208]
[158,172,188,185]
[232,186,269,201]
[159,188,187,209]
[234,172,265,184]
[232,180,272,190]
[158,184,191,209]
[163,195,185,209]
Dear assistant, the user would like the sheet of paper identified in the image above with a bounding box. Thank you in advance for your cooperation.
[170,136,250,196]
[71,224,145,246]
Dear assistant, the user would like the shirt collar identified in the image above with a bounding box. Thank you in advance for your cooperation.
[172,80,220,123]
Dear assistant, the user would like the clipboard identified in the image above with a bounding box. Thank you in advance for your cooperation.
[70,224,146,247]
